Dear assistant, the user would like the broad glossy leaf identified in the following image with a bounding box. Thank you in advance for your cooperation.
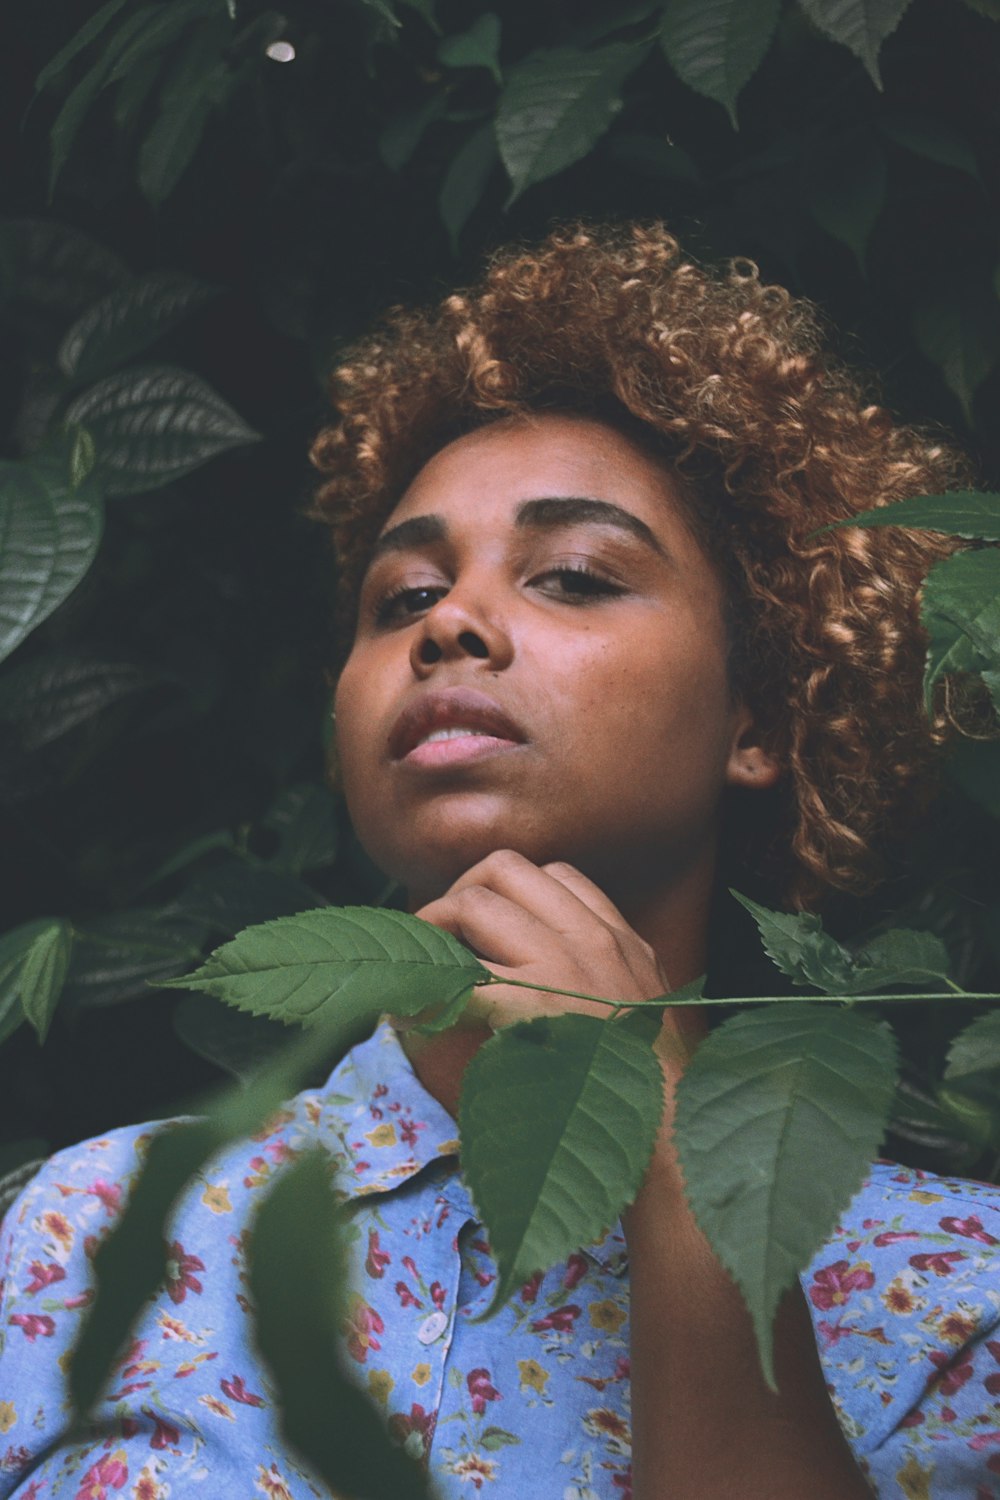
[675,1004,897,1384]
[659,0,781,125]
[806,143,886,271]
[159,906,489,1034]
[880,114,980,179]
[262,783,340,876]
[0,653,155,750]
[64,366,259,496]
[921,550,1000,707]
[59,272,216,382]
[460,1010,663,1308]
[797,0,913,86]
[944,1010,1000,1103]
[731,891,855,991]
[439,124,499,251]
[173,993,285,1082]
[65,908,209,1009]
[829,490,1000,540]
[914,289,1000,425]
[252,1150,430,1500]
[496,43,644,204]
[34,0,132,92]
[439,13,501,82]
[0,458,104,665]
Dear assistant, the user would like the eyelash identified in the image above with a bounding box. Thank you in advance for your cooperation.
[372,565,626,625]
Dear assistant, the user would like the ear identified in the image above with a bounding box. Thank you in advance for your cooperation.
[724,704,782,790]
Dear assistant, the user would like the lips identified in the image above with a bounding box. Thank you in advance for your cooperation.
[389,688,528,761]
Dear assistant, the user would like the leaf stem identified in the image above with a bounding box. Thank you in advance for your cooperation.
[488,976,1000,1009]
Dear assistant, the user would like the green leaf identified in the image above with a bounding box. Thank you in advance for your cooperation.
[796,0,913,87]
[0,218,127,330]
[262,783,340,876]
[496,42,645,205]
[659,0,782,125]
[849,928,953,989]
[137,20,233,206]
[731,891,856,991]
[0,918,71,1046]
[944,1010,1000,1103]
[176,859,326,936]
[920,550,1000,707]
[159,906,489,1035]
[479,1426,521,1451]
[251,1150,430,1500]
[880,113,980,180]
[439,124,499,252]
[379,94,448,172]
[64,908,210,1009]
[460,1010,664,1309]
[914,288,1000,425]
[111,50,164,131]
[105,0,204,85]
[173,992,285,1082]
[34,0,132,93]
[0,653,156,750]
[439,13,501,83]
[58,272,217,382]
[675,1003,897,1385]
[64,366,259,496]
[0,457,104,665]
[828,491,1000,541]
[805,142,887,271]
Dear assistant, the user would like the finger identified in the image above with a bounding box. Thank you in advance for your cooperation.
[436,849,624,947]
[416,883,570,970]
[538,860,631,930]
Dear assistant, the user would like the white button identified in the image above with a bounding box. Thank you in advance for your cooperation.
[417,1311,448,1344]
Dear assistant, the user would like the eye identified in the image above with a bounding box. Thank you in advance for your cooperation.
[373,583,448,625]
[532,565,627,603]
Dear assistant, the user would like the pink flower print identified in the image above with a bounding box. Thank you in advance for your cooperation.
[939,1214,999,1245]
[941,1406,957,1422]
[344,1296,384,1363]
[872,1230,921,1246]
[473,1268,495,1288]
[400,1117,422,1147]
[467,1367,500,1415]
[86,1180,122,1217]
[9,1313,56,1341]
[220,1375,265,1406]
[74,1448,128,1499]
[365,1230,391,1279]
[430,1281,446,1310]
[142,1410,180,1450]
[265,1142,293,1165]
[909,1250,966,1276]
[807,1260,876,1310]
[519,1271,543,1304]
[928,1349,975,1396]
[531,1303,581,1333]
[984,1341,1000,1396]
[395,1280,422,1309]
[387,1402,436,1455]
[900,1410,925,1428]
[25,1259,66,1295]
[164,1242,205,1304]
[564,1253,589,1291]
[401,1255,419,1280]
[65,1290,94,1310]
[612,1466,633,1500]
[373,1083,388,1099]
[969,1432,1000,1452]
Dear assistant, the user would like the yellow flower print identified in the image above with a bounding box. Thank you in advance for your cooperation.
[199,1394,235,1421]
[588,1298,627,1333]
[255,1464,294,1500]
[38,1209,73,1251]
[881,1278,920,1315]
[133,1471,165,1500]
[201,1182,232,1215]
[583,1407,631,1443]
[156,1311,200,1342]
[0,1402,16,1433]
[368,1368,394,1403]
[365,1124,398,1149]
[908,1190,942,1205]
[444,1454,498,1486]
[896,1453,934,1500]
[437,1138,460,1155]
[517,1358,550,1394]
[412,1362,432,1387]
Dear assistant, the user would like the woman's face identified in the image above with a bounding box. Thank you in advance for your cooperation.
[335,413,774,909]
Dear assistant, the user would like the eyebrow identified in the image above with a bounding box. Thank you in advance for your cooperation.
[368,496,667,563]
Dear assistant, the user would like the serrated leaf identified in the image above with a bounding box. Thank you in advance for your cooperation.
[64,366,259,496]
[35,0,133,93]
[797,0,912,87]
[731,891,855,991]
[252,1149,430,1499]
[439,13,501,82]
[921,550,1000,707]
[64,908,210,1009]
[914,289,1000,425]
[0,919,67,1047]
[0,653,156,750]
[675,1003,897,1384]
[17,920,72,1043]
[0,458,104,665]
[829,491,1000,540]
[262,783,340,876]
[805,142,886,271]
[880,113,980,179]
[173,992,285,1082]
[59,272,217,382]
[460,1011,663,1309]
[159,906,489,1035]
[849,928,953,989]
[944,1010,1000,1102]
[659,0,781,125]
[439,124,499,252]
[495,42,644,204]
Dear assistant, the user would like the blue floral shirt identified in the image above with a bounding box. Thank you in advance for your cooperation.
[1,1020,999,1500]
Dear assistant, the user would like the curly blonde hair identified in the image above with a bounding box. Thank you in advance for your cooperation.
[309,222,971,909]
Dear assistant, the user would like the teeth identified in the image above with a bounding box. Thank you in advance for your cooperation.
[420,727,486,745]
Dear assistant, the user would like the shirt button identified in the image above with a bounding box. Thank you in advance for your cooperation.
[417,1310,448,1344]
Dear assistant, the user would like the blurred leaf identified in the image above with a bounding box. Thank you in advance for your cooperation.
[111,50,164,131]
[890,1075,974,1158]
[65,908,209,1009]
[600,131,699,181]
[138,20,235,206]
[460,1009,663,1309]
[0,456,104,665]
[176,859,326,936]
[64,366,259,496]
[659,0,782,125]
[947,738,1000,817]
[0,653,157,751]
[0,917,71,1046]
[262,783,340,875]
[59,272,217,382]
[141,830,236,890]
[797,0,913,87]
[496,42,645,205]
[105,0,204,85]
[829,490,1000,540]
[399,0,440,29]
[0,218,127,330]
[880,112,980,179]
[379,93,448,171]
[936,1085,999,1153]
[805,142,887,271]
[675,1004,897,1385]
[439,124,499,252]
[173,991,285,1081]
[944,1010,1000,1102]
[921,550,1000,708]
[252,1150,431,1499]
[914,287,1000,425]
[159,906,489,1033]
[439,13,501,82]
[34,0,132,93]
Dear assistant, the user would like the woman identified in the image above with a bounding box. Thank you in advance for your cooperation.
[1,224,998,1500]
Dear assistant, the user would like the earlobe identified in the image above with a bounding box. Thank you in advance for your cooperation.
[726,711,782,790]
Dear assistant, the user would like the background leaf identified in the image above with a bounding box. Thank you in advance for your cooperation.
[58,272,217,382]
[944,1010,1000,1103]
[914,288,1000,425]
[659,0,782,125]
[805,142,887,271]
[0,653,158,751]
[832,491,1000,540]
[439,124,499,252]
[0,918,71,1047]
[438,13,502,83]
[261,783,340,876]
[797,0,913,86]
[920,549,1000,707]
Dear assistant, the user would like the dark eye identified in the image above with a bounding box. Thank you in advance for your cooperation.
[374,584,448,625]
[534,566,626,603]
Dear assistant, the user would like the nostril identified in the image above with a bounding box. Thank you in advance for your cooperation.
[459,631,489,659]
[418,639,443,664]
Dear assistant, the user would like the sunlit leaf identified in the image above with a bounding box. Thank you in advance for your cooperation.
[0,457,104,664]
[921,550,1000,708]
[59,272,217,382]
[0,652,156,750]
[252,1150,430,1499]
[460,1009,663,1309]
[64,366,259,496]
[797,0,913,87]
[914,288,1000,425]
[439,124,499,251]
[659,0,781,125]
[829,490,1000,540]
[675,1004,897,1385]
[805,142,887,271]
[944,1010,1000,1103]
[159,906,489,1034]
[439,13,501,83]
[496,42,644,204]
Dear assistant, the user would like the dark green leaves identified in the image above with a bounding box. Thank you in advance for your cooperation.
[830,491,1000,540]
[0,456,103,664]
[922,550,1000,712]
[660,0,782,125]
[675,1004,898,1384]
[64,367,259,495]
[0,917,72,1046]
[460,1010,663,1308]
[945,1011,1000,1104]
[58,272,217,383]
[160,906,489,1033]
[914,288,1000,424]
[495,43,643,203]
[797,0,913,86]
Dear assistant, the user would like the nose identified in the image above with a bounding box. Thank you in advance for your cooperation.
[409,582,513,675]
